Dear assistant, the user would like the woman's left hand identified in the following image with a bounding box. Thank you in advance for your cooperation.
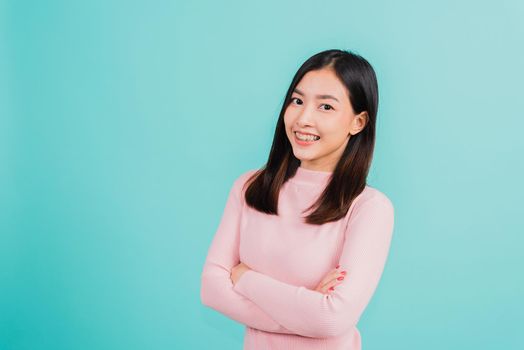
[231,262,251,286]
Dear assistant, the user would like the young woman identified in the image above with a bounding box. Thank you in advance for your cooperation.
[200,49,395,350]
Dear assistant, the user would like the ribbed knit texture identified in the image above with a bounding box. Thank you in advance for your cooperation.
[200,166,395,349]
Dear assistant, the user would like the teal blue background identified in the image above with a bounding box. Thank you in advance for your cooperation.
[1,0,523,349]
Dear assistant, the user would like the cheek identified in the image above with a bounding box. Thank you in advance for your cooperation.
[323,117,351,137]
[283,111,295,132]
[283,109,292,125]
[319,124,350,144]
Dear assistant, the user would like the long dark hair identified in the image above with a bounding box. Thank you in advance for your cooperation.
[243,49,379,225]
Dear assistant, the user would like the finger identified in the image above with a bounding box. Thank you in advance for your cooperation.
[318,272,347,293]
[319,280,342,294]
[314,274,338,293]
[317,267,344,289]
[322,278,345,293]
[314,269,337,290]
[319,270,347,290]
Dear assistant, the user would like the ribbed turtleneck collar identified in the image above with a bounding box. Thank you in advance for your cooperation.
[288,166,333,186]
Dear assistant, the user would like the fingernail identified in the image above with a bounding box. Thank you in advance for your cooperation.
[340,271,347,275]
[336,264,340,269]
[329,286,335,291]
[337,276,344,281]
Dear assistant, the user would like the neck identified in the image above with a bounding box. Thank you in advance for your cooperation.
[289,165,333,186]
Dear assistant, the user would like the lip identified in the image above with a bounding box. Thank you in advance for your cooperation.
[294,130,319,137]
[293,131,320,146]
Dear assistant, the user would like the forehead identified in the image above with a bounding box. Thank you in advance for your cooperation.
[295,68,348,99]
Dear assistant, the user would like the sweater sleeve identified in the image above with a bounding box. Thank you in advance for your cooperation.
[200,171,296,335]
[232,192,395,338]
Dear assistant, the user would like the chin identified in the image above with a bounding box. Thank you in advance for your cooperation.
[292,151,315,161]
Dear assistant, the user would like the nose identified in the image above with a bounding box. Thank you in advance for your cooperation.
[295,104,315,127]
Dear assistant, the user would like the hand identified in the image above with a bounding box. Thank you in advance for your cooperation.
[230,262,251,286]
[314,265,347,294]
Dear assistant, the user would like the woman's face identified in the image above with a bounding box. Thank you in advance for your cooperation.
[284,67,368,172]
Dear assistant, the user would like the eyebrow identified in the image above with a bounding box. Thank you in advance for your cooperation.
[293,88,340,103]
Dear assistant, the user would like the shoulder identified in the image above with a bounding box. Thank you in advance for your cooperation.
[231,168,261,195]
[235,168,260,184]
[354,185,395,216]
[343,185,395,234]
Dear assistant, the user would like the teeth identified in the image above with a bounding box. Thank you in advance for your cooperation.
[295,132,320,142]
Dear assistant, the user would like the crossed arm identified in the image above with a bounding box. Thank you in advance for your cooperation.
[200,172,395,338]
[200,172,295,334]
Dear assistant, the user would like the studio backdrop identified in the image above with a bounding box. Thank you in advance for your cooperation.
[1,0,523,349]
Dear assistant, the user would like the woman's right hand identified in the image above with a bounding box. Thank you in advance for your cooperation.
[314,265,347,294]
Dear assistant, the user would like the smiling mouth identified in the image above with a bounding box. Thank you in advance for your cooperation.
[294,131,320,141]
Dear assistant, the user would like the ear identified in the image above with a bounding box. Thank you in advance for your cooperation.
[348,111,369,136]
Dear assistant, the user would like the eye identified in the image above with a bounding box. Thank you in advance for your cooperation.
[320,104,334,111]
[290,97,302,105]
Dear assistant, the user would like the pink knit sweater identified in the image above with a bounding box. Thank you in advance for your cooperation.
[200,166,395,349]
